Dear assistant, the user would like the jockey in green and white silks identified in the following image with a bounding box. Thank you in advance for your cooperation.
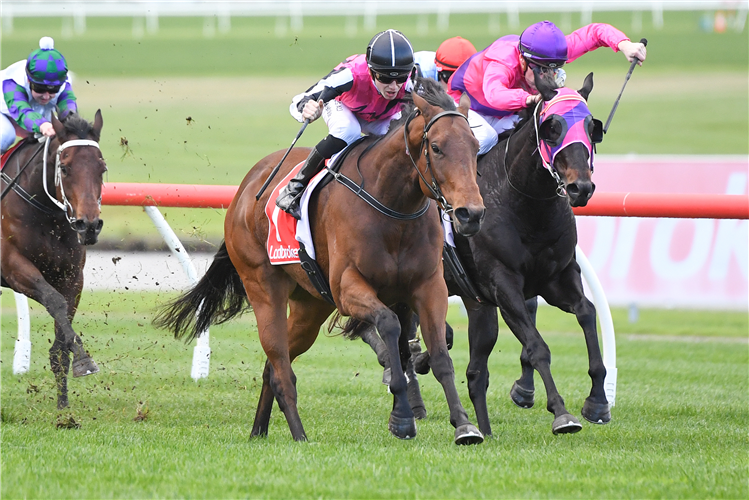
[1,37,77,153]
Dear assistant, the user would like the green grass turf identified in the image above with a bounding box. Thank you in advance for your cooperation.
[1,291,747,498]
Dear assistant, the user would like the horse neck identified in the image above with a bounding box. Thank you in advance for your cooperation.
[360,121,427,214]
[503,120,559,200]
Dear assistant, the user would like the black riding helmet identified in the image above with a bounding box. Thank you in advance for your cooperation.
[366,29,414,78]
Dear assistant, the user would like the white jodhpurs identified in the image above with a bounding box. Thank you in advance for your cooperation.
[322,99,398,146]
[469,111,521,155]
[0,114,18,153]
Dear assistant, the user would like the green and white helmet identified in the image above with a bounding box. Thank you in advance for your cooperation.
[26,37,68,88]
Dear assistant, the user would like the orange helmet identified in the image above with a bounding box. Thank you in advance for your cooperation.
[435,36,477,72]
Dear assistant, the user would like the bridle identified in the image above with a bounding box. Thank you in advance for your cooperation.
[327,107,468,221]
[41,137,103,224]
[504,93,596,200]
[403,108,470,215]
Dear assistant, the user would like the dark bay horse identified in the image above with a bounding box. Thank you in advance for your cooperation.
[399,73,611,436]
[448,73,611,436]
[155,79,486,444]
[1,111,106,409]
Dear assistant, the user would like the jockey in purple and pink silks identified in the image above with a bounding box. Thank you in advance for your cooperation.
[447,21,647,154]
[276,29,415,220]
[0,37,77,153]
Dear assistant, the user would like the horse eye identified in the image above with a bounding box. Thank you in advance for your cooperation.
[60,165,68,175]
[431,143,441,154]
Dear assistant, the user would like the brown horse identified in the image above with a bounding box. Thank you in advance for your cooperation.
[155,79,486,444]
[1,111,105,409]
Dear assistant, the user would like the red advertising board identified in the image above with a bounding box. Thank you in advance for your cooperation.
[576,156,748,309]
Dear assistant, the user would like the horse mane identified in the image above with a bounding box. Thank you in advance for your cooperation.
[61,113,99,141]
[385,77,457,135]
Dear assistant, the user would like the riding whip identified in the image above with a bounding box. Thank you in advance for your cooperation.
[603,38,647,134]
[255,119,310,200]
[1,137,47,201]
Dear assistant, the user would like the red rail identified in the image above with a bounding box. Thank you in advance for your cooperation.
[101,183,749,219]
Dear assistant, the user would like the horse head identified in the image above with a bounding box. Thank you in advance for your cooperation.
[410,80,485,236]
[534,72,601,207]
[50,110,107,244]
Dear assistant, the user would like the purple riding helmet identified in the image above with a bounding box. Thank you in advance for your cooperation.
[518,21,568,68]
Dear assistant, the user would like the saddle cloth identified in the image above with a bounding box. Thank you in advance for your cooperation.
[1,140,25,170]
[264,161,329,265]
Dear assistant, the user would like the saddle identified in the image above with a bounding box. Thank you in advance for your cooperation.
[264,138,367,305]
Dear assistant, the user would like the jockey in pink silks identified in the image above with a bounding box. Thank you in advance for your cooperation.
[448,21,647,155]
[276,29,415,220]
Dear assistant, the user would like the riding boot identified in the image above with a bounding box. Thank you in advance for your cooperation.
[275,147,326,220]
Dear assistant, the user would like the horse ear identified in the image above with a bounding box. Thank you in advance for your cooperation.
[457,93,471,118]
[533,68,557,102]
[412,91,430,117]
[51,112,66,139]
[93,109,103,141]
[578,72,594,101]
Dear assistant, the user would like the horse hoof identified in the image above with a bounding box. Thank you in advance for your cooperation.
[72,356,99,377]
[388,414,416,440]
[510,381,535,409]
[57,397,69,410]
[552,414,583,435]
[412,352,431,375]
[582,399,611,425]
[411,405,427,420]
[382,367,391,385]
[454,424,484,445]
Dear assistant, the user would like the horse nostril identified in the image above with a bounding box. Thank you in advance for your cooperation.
[95,219,104,234]
[72,219,87,233]
[454,207,471,224]
[566,183,580,197]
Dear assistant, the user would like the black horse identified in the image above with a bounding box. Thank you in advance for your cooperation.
[1,111,106,409]
[367,73,611,436]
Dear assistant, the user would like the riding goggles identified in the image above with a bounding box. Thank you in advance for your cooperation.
[30,82,62,95]
[438,70,454,84]
[373,72,409,85]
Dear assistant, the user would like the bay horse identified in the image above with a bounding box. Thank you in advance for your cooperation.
[155,78,486,444]
[397,73,611,436]
[1,111,105,409]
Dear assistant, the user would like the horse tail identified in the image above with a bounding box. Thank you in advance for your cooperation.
[337,315,369,340]
[153,241,248,342]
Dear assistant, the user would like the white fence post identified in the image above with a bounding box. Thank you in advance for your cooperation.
[576,245,617,406]
[12,292,31,375]
[144,205,211,380]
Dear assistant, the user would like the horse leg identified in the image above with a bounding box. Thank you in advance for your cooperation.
[497,276,582,435]
[541,266,610,425]
[3,254,96,409]
[359,324,391,384]
[392,305,426,420]
[511,297,540,409]
[63,269,99,378]
[463,299,499,436]
[250,359,275,438]
[338,273,414,440]
[414,279,483,445]
[249,287,333,440]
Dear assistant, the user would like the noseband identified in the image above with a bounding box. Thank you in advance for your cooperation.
[403,108,470,214]
[42,137,102,224]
